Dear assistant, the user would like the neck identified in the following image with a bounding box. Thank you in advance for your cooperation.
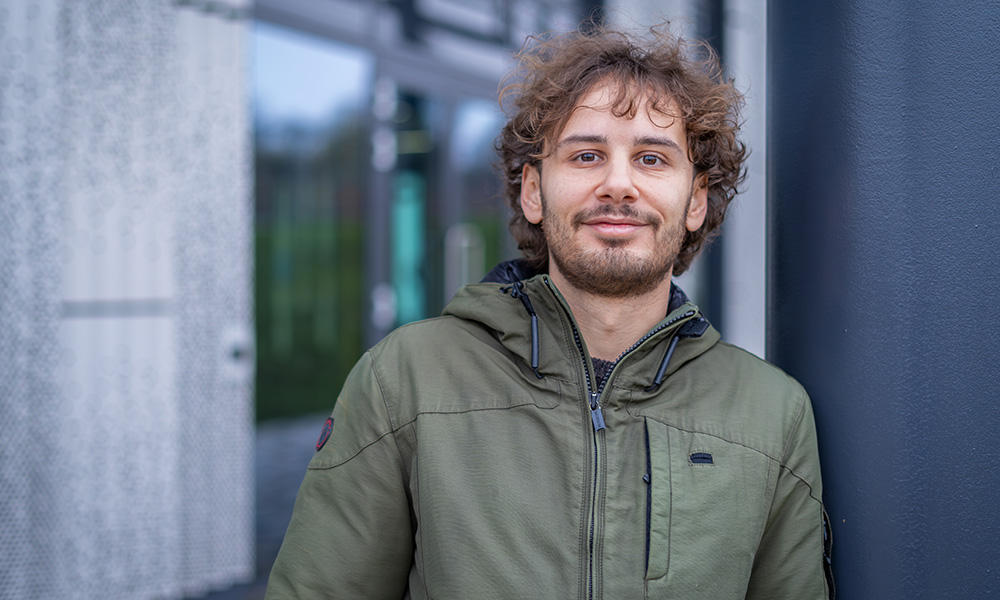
[549,269,674,361]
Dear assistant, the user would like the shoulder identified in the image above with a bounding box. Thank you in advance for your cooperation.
[309,317,487,468]
[365,314,558,420]
[644,339,812,462]
[368,315,510,381]
[712,341,814,461]
[373,314,495,354]
[704,341,808,403]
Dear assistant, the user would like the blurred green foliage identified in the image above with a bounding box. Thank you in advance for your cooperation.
[253,110,368,421]
[254,222,364,421]
[252,99,511,422]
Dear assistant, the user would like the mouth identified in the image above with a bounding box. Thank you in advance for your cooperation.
[578,215,653,237]
[582,216,646,226]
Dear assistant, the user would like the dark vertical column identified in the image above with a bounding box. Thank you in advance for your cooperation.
[579,0,605,27]
[694,0,726,332]
[768,1,1000,598]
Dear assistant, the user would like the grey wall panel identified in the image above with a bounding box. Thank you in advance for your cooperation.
[769,1,1000,597]
[0,2,68,597]
[173,8,255,593]
[0,1,253,598]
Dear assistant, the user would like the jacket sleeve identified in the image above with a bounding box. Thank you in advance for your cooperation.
[265,351,413,600]
[745,391,832,600]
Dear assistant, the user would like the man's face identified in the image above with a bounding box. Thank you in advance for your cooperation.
[520,83,708,298]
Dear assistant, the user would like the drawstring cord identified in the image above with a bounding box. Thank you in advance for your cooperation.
[503,281,544,379]
[644,336,680,392]
[644,317,709,392]
[500,275,708,387]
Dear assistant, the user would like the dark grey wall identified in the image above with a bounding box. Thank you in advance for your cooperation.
[768,1,1000,597]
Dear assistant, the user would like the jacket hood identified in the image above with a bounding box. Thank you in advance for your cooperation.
[443,260,721,393]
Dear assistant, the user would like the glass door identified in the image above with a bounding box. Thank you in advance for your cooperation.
[366,71,510,343]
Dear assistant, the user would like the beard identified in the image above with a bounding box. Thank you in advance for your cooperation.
[542,198,688,298]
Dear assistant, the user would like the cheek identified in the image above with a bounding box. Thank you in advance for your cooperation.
[544,174,591,200]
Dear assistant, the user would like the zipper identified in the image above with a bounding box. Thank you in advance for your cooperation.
[587,307,697,431]
[542,278,697,600]
[644,421,652,575]
[543,281,601,600]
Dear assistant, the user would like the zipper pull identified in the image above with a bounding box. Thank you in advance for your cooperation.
[590,392,606,431]
[591,406,606,431]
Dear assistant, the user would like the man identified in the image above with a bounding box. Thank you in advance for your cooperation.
[266,24,832,599]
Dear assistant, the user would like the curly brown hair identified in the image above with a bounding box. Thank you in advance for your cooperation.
[497,23,747,276]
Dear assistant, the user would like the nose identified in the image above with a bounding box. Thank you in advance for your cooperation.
[594,154,638,203]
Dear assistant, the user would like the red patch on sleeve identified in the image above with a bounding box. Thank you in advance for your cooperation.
[316,417,333,451]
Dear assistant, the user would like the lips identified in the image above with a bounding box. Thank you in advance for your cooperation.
[583,221,648,238]
[574,208,657,237]
[582,216,646,227]
[573,204,657,228]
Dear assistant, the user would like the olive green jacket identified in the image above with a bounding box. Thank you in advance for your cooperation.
[266,273,831,599]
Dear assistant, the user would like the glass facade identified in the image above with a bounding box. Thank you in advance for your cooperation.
[253,23,374,419]
[253,22,511,420]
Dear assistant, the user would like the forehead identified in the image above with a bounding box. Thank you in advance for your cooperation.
[554,81,685,144]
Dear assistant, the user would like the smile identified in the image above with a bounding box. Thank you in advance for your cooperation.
[580,217,650,237]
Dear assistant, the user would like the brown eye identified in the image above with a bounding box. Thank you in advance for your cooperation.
[577,153,597,162]
[640,155,661,166]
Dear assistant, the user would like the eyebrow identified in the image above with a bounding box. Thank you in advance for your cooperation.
[556,134,684,154]
[556,134,606,148]
[635,136,684,154]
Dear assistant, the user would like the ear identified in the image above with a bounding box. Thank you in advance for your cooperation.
[520,163,543,224]
[685,173,709,232]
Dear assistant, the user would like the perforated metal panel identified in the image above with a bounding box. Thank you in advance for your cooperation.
[0,3,65,596]
[0,2,254,599]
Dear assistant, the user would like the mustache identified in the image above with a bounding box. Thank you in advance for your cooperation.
[571,204,661,229]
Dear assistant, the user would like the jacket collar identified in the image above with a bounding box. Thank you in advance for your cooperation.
[448,260,719,392]
[480,258,694,318]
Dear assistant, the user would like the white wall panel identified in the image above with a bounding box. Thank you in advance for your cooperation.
[56,316,181,599]
[721,0,767,359]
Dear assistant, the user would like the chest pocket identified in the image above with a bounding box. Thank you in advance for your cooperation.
[644,418,774,597]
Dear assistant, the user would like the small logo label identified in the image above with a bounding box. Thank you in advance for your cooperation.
[316,417,334,451]
[690,452,714,465]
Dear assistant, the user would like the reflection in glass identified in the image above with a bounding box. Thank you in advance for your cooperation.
[451,98,511,283]
[253,23,373,420]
